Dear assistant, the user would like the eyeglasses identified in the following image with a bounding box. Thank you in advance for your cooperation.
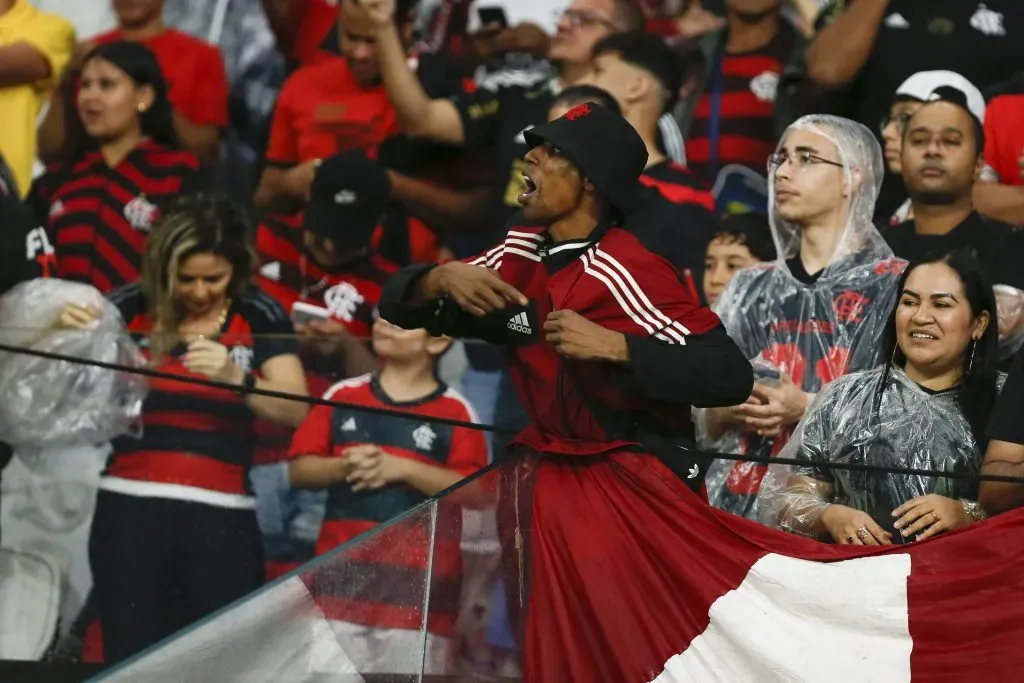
[554,9,619,30]
[767,151,844,173]
[880,112,914,136]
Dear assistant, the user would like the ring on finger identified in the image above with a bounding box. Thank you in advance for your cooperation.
[846,536,855,544]
[856,526,870,539]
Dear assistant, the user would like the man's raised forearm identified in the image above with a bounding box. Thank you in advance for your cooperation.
[376,25,436,135]
[805,0,890,88]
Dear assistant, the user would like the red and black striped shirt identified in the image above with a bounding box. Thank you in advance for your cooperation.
[685,25,797,182]
[290,374,487,635]
[103,284,299,508]
[640,160,715,212]
[27,141,205,293]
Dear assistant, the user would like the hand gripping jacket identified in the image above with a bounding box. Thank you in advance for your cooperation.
[380,218,753,467]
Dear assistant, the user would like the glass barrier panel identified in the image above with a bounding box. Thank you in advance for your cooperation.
[0,327,506,678]
[92,501,437,682]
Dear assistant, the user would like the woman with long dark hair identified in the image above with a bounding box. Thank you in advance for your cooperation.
[29,41,206,293]
[56,194,308,663]
[756,249,1001,545]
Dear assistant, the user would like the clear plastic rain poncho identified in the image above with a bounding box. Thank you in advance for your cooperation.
[753,366,984,542]
[0,279,147,474]
[701,115,907,520]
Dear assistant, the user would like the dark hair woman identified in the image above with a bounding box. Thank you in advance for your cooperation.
[756,249,1001,546]
[29,41,206,294]
[56,194,309,664]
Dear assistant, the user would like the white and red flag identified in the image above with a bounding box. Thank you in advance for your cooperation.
[516,453,1024,682]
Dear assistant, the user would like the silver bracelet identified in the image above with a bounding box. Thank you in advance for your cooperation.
[960,499,989,523]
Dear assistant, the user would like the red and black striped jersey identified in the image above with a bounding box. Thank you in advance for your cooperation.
[640,160,715,212]
[684,24,797,182]
[27,141,206,293]
[102,283,299,508]
[289,373,487,635]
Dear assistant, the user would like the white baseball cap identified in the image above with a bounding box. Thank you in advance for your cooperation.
[894,70,986,123]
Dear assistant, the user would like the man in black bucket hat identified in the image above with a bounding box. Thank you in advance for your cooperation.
[378,104,752,680]
[520,101,649,221]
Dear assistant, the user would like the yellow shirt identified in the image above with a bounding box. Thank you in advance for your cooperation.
[0,0,73,196]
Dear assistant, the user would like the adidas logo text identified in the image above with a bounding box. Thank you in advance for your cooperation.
[507,312,532,334]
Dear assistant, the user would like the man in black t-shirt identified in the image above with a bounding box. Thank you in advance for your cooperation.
[885,86,1024,354]
[807,0,1024,219]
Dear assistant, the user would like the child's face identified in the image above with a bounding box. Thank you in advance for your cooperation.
[371,318,430,360]
[703,237,761,306]
[371,318,449,362]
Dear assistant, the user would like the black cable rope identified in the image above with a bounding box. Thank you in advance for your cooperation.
[3,341,1024,485]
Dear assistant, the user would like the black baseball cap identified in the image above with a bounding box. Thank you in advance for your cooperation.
[303,150,391,247]
[524,103,648,216]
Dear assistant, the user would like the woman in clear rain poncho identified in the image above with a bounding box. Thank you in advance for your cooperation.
[700,115,907,520]
[755,249,1001,544]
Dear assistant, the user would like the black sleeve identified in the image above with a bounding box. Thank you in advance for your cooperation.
[453,88,502,151]
[378,264,521,345]
[988,346,1024,445]
[243,288,300,366]
[378,263,442,331]
[611,325,754,408]
[988,226,1024,291]
[0,198,45,292]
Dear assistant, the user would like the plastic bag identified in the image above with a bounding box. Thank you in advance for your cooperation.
[753,366,982,539]
[700,115,907,520]
[0,279,147,473]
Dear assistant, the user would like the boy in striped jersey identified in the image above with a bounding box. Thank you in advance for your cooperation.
[288,317,488,674]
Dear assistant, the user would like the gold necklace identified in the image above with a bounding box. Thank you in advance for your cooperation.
[184,299,232,344]
[216,298,232,331]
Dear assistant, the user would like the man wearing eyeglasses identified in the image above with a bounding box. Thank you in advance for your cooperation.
[699,114,906,521]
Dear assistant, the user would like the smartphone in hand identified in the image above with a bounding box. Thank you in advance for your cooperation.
[477,6,509,29]
[291,301,331,327]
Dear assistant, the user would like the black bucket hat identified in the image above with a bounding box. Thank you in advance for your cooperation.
[524,102,648,216]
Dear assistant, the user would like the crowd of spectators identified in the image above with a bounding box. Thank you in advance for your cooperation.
[2,0,1024,675]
